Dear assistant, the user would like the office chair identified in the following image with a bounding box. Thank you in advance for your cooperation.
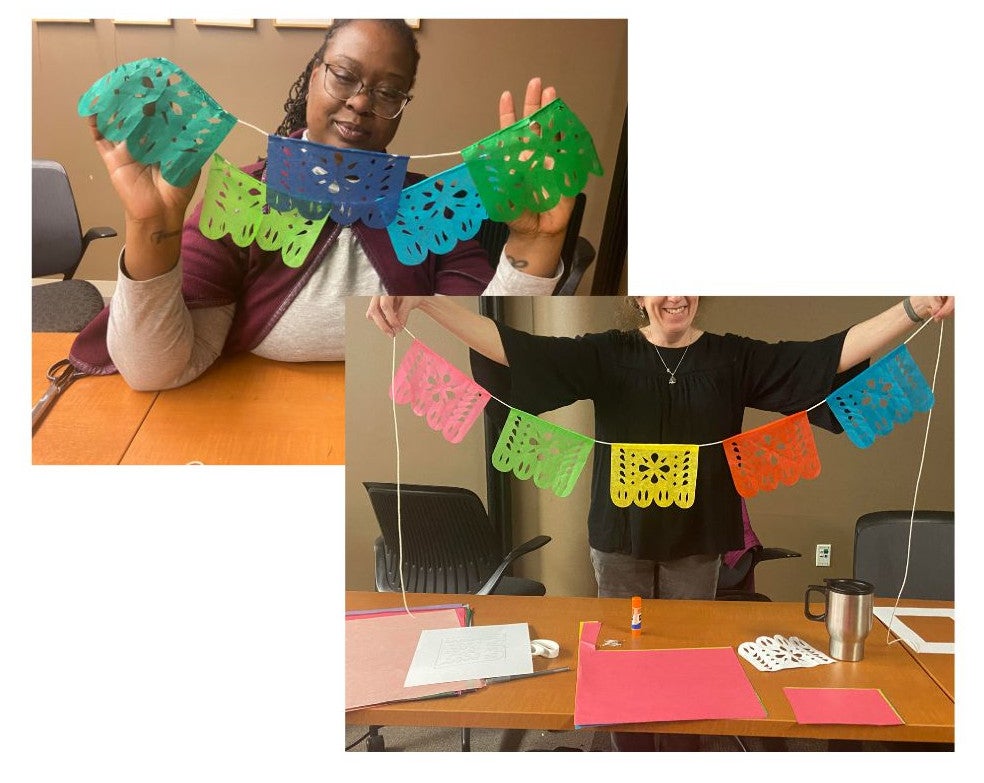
[716,545,802,602]
[474,192,596,295]
[32,159,117,332]
[716,500,801,601]
[364,482,550,596]
[853,510,954,600]
[361,481,551,752]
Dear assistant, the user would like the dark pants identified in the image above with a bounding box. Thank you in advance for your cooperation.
[590,548,721,752]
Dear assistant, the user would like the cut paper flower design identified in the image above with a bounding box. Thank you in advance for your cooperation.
[390,340,491,444]
[827,345,935,449]
[387,164,489,265]
[738,635,835,672]
[461,98,604,222]
[723,411,821,498]
[265,135,409,226]
[492,410,593,498]
[77,58,237,188]
[611,444,698,509]
[199,154,328,267]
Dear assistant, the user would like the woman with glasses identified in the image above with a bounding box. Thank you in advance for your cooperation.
[79,19,572,390]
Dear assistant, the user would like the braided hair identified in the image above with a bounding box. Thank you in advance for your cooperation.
[276,19,421,137]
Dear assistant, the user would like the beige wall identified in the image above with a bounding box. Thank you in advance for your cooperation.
[32,18,627,293]
[345,297,955,602]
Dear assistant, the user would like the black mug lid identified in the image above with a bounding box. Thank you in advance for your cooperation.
[824,577,873,595]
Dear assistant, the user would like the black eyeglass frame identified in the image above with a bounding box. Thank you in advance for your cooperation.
[321,62,413,120]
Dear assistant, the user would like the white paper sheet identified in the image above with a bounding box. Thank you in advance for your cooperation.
[404,622,534,686]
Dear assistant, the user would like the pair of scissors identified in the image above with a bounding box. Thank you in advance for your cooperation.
[32,359,85,434]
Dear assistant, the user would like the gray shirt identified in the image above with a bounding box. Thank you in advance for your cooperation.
[106,228,562,390]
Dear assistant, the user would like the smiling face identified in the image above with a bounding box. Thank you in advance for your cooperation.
[305,20,416,151]
[635,296,700,345]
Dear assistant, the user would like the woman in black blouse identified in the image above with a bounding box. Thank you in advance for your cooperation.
[367,294,953,749]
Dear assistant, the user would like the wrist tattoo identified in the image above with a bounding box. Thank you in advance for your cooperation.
[151,228,182,244]
[506,253,529,270]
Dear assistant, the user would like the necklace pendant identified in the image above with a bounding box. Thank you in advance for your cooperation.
[668,375,677,385]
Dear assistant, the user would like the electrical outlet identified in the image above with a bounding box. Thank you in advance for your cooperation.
[816,544,831,567]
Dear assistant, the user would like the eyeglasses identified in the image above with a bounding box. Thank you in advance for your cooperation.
[322,62,412,120]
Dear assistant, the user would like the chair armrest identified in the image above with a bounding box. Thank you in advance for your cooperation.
[476,534,551,595]
[373,536,392,592]
[755,547,801,563]
[80,226,119,257]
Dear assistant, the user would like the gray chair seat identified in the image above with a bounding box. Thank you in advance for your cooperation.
[32,280,105,332]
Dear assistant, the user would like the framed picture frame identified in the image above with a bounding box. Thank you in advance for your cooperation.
[112,20,173,26]
[273,19,331,29]
[274,19,420,29]
[194,20,255,28]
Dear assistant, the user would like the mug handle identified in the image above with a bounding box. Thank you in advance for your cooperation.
[804,585,828,621]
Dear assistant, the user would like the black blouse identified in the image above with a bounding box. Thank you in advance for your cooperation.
[471,324,867,562]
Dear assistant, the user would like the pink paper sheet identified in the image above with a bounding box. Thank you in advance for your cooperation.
[346,603,470,625]
[574,621,766,727]
[783,687,903,725]
[345,608,483,711]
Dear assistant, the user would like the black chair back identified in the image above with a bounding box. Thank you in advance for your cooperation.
[853,510,954,600]
[364,482,548,595]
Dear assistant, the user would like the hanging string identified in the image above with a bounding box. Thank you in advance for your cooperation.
[407,150,462,160]
[236,118,270,138]
[234,119,460,159]
[883,319,945,647]
[390,336,413,617]
[399,319,938,451]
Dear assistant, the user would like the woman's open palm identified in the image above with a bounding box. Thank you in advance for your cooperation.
[498,78,575,240]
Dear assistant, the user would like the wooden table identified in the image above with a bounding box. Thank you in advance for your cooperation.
[345,591,954,744]
[32,332,344,465]
[32,333,157,464]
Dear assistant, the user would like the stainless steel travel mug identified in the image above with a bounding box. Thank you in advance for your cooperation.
[804,578,875,661]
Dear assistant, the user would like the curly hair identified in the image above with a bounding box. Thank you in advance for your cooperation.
[275,19,421,138]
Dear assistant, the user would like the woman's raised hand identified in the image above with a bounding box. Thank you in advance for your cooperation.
[910,296,955,321]
[87,115,200,224]
[366,296,426,337]
[86,115,201,280]
[496,77,575,277]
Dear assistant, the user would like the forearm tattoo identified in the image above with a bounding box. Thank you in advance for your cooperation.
[506,253,529,270]
[151,228,182,244]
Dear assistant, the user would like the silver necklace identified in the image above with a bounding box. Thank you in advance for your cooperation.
[650,332,691,384]
[653,345,689,384]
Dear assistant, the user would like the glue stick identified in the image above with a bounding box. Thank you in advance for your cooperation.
[631,596,642,637]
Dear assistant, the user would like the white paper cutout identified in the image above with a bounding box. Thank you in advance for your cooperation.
[738,634,836,671]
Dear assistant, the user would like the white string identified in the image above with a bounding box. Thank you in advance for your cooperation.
[236,118,271,138]
[407,150,462,160]
[401,321,937,450]
[390,336,413,616]
[884,319,945,647]
[234,119,460,160]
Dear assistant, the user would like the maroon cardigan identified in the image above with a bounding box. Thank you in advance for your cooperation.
[70,153,494,375]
